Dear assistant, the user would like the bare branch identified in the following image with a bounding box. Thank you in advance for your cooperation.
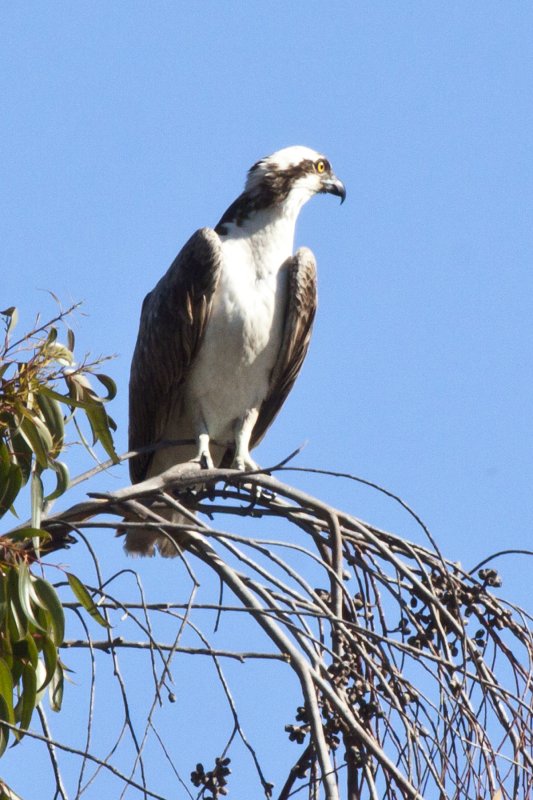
[3,463,530,800]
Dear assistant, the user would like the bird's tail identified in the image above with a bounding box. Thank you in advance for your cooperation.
[123,506,195,558]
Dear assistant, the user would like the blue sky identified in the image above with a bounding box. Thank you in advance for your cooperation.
[2,3,532,798]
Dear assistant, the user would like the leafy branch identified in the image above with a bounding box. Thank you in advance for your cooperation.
[0,302,119,793]
[0,303,118,527]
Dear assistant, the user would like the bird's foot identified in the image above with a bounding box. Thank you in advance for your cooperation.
[232,455,259,472]
[230,455,263,504]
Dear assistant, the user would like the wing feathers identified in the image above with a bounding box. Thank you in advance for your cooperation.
[251,247,317,449]
[128,228,223,483]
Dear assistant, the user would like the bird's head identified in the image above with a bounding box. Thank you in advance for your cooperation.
[245,146,346,211]
[215,146,345,235]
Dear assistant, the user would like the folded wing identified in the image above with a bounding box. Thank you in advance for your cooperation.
[251,246,317,451]
[128,228,223,483]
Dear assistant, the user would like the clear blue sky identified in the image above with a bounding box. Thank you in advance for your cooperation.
[1,3,532,798]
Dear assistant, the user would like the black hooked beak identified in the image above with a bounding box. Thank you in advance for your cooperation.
[320,173,346,204]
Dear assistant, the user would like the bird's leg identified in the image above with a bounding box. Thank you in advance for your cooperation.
[232,411,263,506]
[196,431,214,470]
[232,410,259,471]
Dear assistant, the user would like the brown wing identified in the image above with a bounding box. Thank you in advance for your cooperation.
[128,227,223,483]
[251,246,317,449]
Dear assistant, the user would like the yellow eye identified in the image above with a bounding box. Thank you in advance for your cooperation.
[316,160,326,174]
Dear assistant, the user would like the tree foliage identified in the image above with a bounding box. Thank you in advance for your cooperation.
[0,304,117,776]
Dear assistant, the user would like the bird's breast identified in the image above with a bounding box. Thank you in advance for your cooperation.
[202,249,288,376]
[184,238,289,440]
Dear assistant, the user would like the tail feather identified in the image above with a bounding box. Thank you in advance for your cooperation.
[123,508,194,558]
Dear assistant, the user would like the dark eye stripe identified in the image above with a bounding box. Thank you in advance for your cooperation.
[217,155,331,232]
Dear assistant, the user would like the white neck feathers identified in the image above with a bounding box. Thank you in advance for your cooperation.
[218,187,312,279]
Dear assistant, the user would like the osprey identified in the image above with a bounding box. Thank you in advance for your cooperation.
[126,146,345,556]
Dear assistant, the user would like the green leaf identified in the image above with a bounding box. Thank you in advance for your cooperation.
[43,460,69,502]
[31,578,65,645]
[67,573,109,628]
[0,625,12,671]
[85,403,119,464]
[43,326,58,347]
[6,431,32,485]
[30,472,43,532]
[7,570,27,642]
[36,634,57,692]
[18,414,52,470]
[48,662,63,712]
[66,327,75,352]
[0,444,10,485]
[0,445,16,517]
[25,633,39,670]
[0,697,10,757]
[1,307,18,339]
[0,574,8,630]
[94,373,117,401]
[0,465,22,519]
[0,659,14,727]
[16,663,36,736]
[64,373,119,462]
[39,384,87,410]
[17,564,44,634]
[36,392,64,455]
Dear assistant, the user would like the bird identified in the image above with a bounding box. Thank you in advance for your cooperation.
[125,146,345,556]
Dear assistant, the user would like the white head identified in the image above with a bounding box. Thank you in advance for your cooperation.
[245,146,346,207]
[215,146,345,235]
